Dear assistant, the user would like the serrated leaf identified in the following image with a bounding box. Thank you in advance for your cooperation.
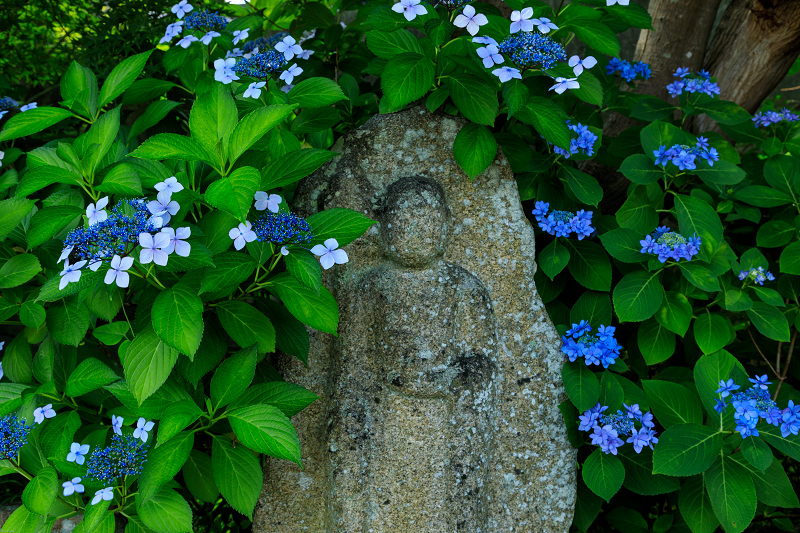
[212,436,261,519]
[228,404,301,464]
[216,301,275,353]
[121,325,180,405]
[0,254,41,289]
[210,345,257,409]
[138,432,194,503]
[151,285,204,358]
[65,358,118,397]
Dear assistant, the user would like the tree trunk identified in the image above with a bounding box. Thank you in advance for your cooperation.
[694,0,800,132]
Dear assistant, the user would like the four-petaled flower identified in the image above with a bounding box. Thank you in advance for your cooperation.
[532,17,558,34]
[281,84,294,94]
[568,55,597,77]
[510,8,534,33]
[155,176,184,194]
[232,29,249,45]
[749,374,772,390]
[20,103,37,112]
[59,259,87,290]
[279,63,303,85]
[139,232,170,266]
[176,35,198,48]
[92,487,114,505]
[67,442,90,465]
[311,238,349,270]
[171,0,193,18]
[477,45,504,68]
[147,191,180,225]
[607,0,630,5]
[455,5,489,36]
[214,58,240,84]
[275,36,303,61]
[86,196,109,226]
[111,415,124,436]
[472,36,498,46]
[391,0,427,22]
[254,191,282,213]
[33,404,56,424]
[161,227,191,257]
[549,77,580,94]
[715,378,740,398]
[62,477,84,497]
[492,66,522,83]
[104,255,134,288]
[133,418,155,443]
[244,81,266,99]
[201,30,221,45]
[230,221,257,250]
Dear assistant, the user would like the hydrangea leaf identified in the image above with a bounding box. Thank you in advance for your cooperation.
[652,423,722,476]
[260,149,337,191]
[271,273,339,335]
[288,77,348,108]
[619,448,680,496]
[678,474,719,533]
[230,382,319,417]
[745,302,790,342]
[181,451,219,503]
[381,52,435,112]
[151,285,204,359]
[121,325,180,405]
[637,319,676,365]
[0,253,41,289]
[22,466,58,516]
[98,50,153,109]
[642,380,702,428]
[210,345,257,409]
[305,208,376,247]
[561,360,600,412]
[228,104,296,164]
[454,123,497,180]
[204,166,260,221]
[138,432,194,504]
[570,292,612,327]
[215,301,276,354]
[136,487,193,533]
[212,436,261,519]
[705,454,756,533]
[64,358,119,397]
[228,404,301,464]
[732,455,799,507]
[156,402,203,448]
[0,107,75,142]
[538,239,570,280]
[582,447,624,502]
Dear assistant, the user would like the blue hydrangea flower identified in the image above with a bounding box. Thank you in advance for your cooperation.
[532,202,595,240]
[552,122,598,158]
[561,322,621,368]
[715,378,740,398]
[666,68,721,98]
[652,139,719,170]
[233,50,288,79]
[579,403,658,455]
[738,266,775,285]
[184,9,227,31]
[0,97,18,112]
[497,31,566,70]
[251,212,314,246]
[714,376,800,438]
[752,108,799,128]
[640,227,700,263]
[86,434,149,483]
[606,58,651,82]
[0,414,33,460]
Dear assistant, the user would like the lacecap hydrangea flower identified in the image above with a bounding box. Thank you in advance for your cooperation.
[738,266,775,285]
[653,137,719,170]
[497,31,566,71]
[0,414,33,460]
[0,96,18,112]
[752,107,799,128]
[606,58,651,82]
[561,320,621,368]
[233,50,288,79]
[86,434,149,483]
[640,226,700,263]
[184,8,227,31]
[715,375,800,438]
[666,68,720,98]
[551,122,597,158]
[579,403,658,455]
[532,201,595,239]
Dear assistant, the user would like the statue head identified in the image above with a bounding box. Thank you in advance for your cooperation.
[379,177,450,268]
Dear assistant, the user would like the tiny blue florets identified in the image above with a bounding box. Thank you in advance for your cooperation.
[0,97,18,112]
[85,434,149,483]
[233,50,288,78]
[606,58,651,82]
[666,68,720,98]
[652,137,719,170]
[532,201,595,239]
[552,122,598,159]
[561,321,621,368]
[738,266,775,285]
[639,226,700,263]
[752,108,799,128]
[579,403,658,455]
[242,32,289,55]
[497,31,566,70]
[0,414,33,460]
[184,9,228,31]
[715,375,800,439]
[251,212,314,245]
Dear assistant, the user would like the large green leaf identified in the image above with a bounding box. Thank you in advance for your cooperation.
[138,432,194,503]
[381,52,435,111]
[693,312,730,354]
[679,475,719,533]
[46,299,90,347]
[0,197,36,240]
[98,50,153,108]
[199,253,256,294]
[210,345,257,409]
[136,487,193,533]
[0,107,74,142]
[599,228,647,263]
[570,21,620,56]
[448,74,499,126]
[22,466,58,515]
[306,208,376,247]
[453,123,497,179]
[272,273,339,335]
[613,270,663,322]
[216,301,276,353]
[228,404,301,464]
[204,166,260,221]
[287,77,348,108]
[228,105,296,164]
[151,284,204,358]
[732,455,799,508]
[366,29,423,59]
[129,133,213,164]
[260,149,337,190]
[561,361,600,412]
[619,448,680,496]
[122,325,180,404]
[64,358,118,397]
[538,239,570,280]
[0,254,41,289]
[746,302,790,342]
[129,100,181,140]
[26,206,82,248]
[642,380,702,428]
[637,319,675,365]
[582,448,624,502]
[652,424,722,476]
[212,436,262,519]
[156,401,203,447]
[567,240,611,291]
[674,194,723,249]
[230,382,318,417]
[182,451,219,503]
[521,97,570,149]
[705,454,756,533]
[560,166,603,206]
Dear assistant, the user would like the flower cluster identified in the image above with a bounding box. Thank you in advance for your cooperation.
[738,266,775,285]
[184,8,227,31]
[0,96,18,120]
[579,403,658,455]
[532,201,595,240]
[640,226,700,263]
[509,8,558,34]
[752,108,800,128]
[715,376,800,438]
[252,213,314,246]
[243,35,278,55]
[606,58,651,82]
[666,68,720,98]
[0,414,32,460]
[233,50,288,79]
[497,31,566,71]
[652,137,719,170]
[85,434,149,484]
[561,321,621,368]
[552,122,598,158]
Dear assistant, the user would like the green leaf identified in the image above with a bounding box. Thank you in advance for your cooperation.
[599,228,646,263]
[599,370,624,412]
[693,161,746,187]
[93,322,129,345]
[652,423,722,476]
[46,299,90,347]
[81,496,111,533]
[642,380,702,428]
[182,451,219,503]
[447,74,499,126]
[228,404,301,464]
[228,104,296,164]
[367,29,423,59]
[630,97,676,122]
[136,487,193,533]
[616,186,657,234]
[16,166,83,197]
[26,206,82,249]
[212,436,262,519]
[674,194,722,249]
[306,208,376,247]
[287,77,348,109]
[732,455,799,508]
[22,466,58,515]
[260,149,337,190]
[693,312,730,354]
[0,107,74,142]
[199,253,256,294]
[205,166,261,221]
[381,53,435,111]
[129,100,181,140]
[98,50,153,108]
[692,99,751,126]
[156,401,203,447]
[210,345,257,409]
[560,166,603,206]
[746,302,790,342]
[138,432,194,503]
[0,254,41,289]
[734,185,793,208]
[272,273,339,335]
[619,448,680,496]
[96,163,143,195]
[0,383,27,416]
[230,382,318,417]
[567,240,611,291]
[216,301,276,353]
[453,123,497,179]
[61,60,98,118]
[262,300,310,364]
[637,319,676,365]
[582,448,624,502]
[285,249,321,290]
[753,286,785,307]
[679,475,719,533]
[561,361,600,412]
[641,121,690,156]
[129,133,212,164]
[693,350,742,419]
[679,262,720,292]
[705,454,756,533]
[77,106,120,175]
[502,78,529,116]
[569,21,621,56]
[151,284,204,358]
[2,334,32,384]
[570,292,612,327]
[780,241,800,274]
[520,97,570,149]
[122,78,178,105]
[724,289,753,312]
[122,325,180,405]
[0,197,36,240]
[613,270,663,322]
[538,239,570,279]
[19,301,45,329]
[760,424,800,462]
[64,358,118,397]
[290,107,339,134]
[764,154,800,194]
[739,437,773,472]
[620,154,664,185]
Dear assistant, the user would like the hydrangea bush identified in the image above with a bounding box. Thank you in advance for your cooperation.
[1,0,799,532]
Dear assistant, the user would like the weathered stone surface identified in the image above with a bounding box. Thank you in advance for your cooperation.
[254,108,576,532]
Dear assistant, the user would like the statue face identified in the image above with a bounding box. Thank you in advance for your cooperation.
[381,180,449,267]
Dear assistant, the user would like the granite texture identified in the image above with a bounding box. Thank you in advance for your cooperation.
[253,108,576,532]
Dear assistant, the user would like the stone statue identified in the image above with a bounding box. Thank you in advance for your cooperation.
[254,108,576,533]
